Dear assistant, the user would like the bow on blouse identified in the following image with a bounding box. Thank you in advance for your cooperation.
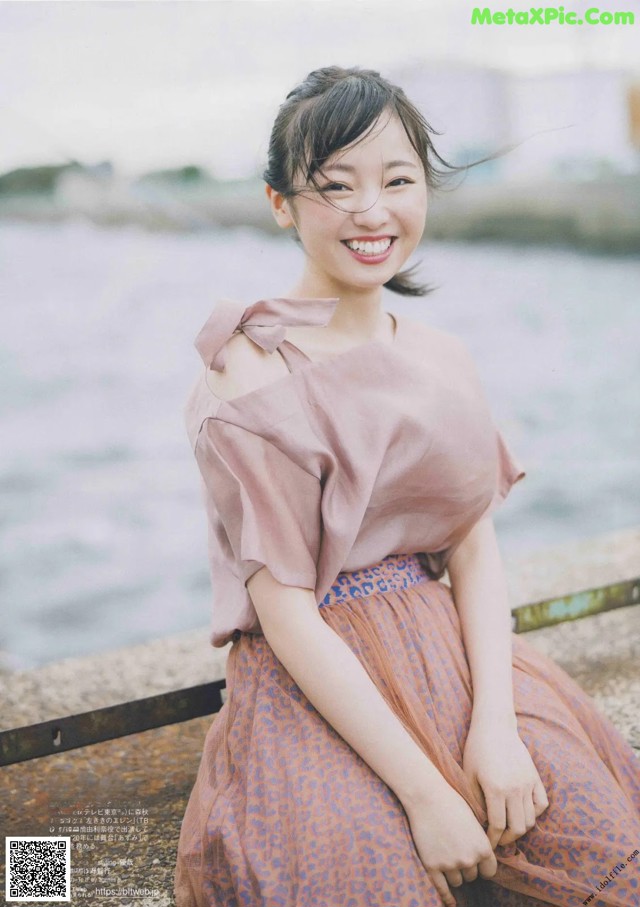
[194,296,340,372]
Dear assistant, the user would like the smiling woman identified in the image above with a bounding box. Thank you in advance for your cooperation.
[264,110,430,298]
[174,65,640,907]
[260,66,514,301]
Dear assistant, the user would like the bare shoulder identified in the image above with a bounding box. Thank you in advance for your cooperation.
[204,331,291,402]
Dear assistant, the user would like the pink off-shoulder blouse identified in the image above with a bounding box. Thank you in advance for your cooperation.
[184,296,526,649]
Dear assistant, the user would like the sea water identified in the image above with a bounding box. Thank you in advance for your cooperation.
[1,220,638,668]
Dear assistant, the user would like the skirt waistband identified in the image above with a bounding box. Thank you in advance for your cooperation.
[319,552,431,609]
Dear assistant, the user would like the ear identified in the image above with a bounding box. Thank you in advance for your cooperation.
[265,184,296,231]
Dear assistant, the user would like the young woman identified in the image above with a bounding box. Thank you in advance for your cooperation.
[174,66,640,907]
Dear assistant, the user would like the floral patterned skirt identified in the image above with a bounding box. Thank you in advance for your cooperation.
[174,553,640,907]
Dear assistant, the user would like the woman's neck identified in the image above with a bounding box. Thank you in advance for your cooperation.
[285,283,388,344]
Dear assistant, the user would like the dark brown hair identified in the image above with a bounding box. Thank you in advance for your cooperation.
[262,65,516,297]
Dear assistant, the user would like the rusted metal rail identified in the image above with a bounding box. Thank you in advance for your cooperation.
[509,575,639,633]
[1,576,638,767]
[0,681,227,767]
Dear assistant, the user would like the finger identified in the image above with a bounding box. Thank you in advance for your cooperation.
[485,793,506,850]
[429,869,456,907]
[461,864,479,883]
[468,774,487,812]
[523,790,537,832]
[532,777,550,816]
[445,868,464,888]
[498,828,516,846]
[478,848,499,879]
[505,792,527,841]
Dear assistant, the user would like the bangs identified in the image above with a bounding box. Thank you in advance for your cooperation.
[285,76,394,190]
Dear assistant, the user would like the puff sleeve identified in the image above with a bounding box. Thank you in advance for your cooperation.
[484,427,526,519]
[194,417,323,646]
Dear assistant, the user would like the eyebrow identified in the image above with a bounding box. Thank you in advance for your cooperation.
[322,159,419,173]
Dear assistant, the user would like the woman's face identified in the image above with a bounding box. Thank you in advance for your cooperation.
[283,111,428,295]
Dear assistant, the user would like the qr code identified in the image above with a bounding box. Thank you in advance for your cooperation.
[5,837,71,902]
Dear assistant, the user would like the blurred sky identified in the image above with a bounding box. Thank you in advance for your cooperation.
[1,0,639,179]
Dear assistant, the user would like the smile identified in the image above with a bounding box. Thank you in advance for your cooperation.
[343,237,394,255]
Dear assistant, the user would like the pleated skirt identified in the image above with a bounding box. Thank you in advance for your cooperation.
[174,553,640,907]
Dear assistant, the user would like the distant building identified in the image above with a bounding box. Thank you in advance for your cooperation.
[389,61,510,183]
[388,61,640,182]
[506,67,638,180]
[629,83,640,149]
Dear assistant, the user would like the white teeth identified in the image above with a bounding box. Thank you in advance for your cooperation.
[345,238,392,255]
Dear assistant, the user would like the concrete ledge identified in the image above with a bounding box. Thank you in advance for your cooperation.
[0,626,228,731]
[2,526,639,734]
[2,527,639,906]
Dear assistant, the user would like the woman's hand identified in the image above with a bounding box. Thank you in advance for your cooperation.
[462,719,550,849]
[403,783,498,907]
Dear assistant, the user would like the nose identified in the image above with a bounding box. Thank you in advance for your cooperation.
[347,184,391,228]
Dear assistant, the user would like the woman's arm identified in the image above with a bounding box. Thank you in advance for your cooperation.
[446,516,549,848]
[246,565,449,811]
[446,515,517,729]
[247,564,503,899]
